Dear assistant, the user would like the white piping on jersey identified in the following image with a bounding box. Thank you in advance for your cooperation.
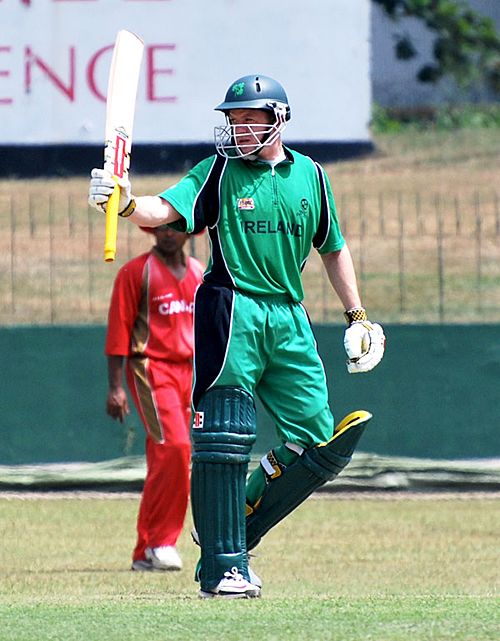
[315,162,332,251]
[190,155,228,231]
[302,156,332,251]
[203,156,236,287]
[204,225,237,287]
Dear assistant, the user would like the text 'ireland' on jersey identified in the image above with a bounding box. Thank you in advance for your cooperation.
[158,148,345,302]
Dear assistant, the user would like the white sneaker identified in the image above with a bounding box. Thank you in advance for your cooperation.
[199,566,261,599]
[191,528,262,587]
[145,546,182,571]
[131,558,154,571]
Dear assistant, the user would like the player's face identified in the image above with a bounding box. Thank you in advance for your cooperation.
[228,109,274,155]
[154,227,187,256]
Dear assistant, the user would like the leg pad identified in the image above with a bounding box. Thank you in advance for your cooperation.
[246,410,372,550]
[191,387,256,590]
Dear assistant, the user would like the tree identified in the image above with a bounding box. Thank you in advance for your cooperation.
[373,0,500,94]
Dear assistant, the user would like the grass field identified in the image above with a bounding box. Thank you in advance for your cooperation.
[0,494,498,641]
[1,128,499,324]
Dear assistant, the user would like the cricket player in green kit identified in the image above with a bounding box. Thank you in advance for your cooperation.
[89,74,386,599]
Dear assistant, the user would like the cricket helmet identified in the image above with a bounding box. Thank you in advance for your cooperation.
[215,74,291,121]
[214,74,291,159]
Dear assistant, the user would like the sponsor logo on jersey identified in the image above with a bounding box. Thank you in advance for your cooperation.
[152,293,173,301]
[237,197,255,210]
[240,219,303,237]
[193,411,204,429]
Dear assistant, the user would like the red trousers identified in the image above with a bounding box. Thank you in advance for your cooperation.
[126,358,192,562]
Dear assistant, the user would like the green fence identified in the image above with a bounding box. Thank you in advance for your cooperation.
[1,325,499,465]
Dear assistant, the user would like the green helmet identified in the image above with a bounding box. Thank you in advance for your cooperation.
[215,74,291,121]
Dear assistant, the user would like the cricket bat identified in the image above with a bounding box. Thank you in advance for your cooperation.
[103,30,144,262]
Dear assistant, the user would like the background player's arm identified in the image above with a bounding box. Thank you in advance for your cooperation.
[106,355,130,423]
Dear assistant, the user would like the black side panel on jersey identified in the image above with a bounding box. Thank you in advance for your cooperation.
[312,162,331,250]
[191,154,227,234]
[192,283,234,408]
[204,225,235,288]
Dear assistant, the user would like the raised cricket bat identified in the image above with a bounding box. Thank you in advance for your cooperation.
[103,30,144,262]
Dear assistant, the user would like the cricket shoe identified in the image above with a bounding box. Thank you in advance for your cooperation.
[131,558,154,571]
[190,528,262,588]
[145,546,183,571]
[199,566,261,599]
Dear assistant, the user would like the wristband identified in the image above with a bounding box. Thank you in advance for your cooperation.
[119,198,136,218]
[344,307,368,326]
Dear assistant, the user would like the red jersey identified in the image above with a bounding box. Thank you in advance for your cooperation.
[105,249,204,362]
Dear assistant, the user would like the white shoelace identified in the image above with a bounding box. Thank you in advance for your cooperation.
[223,567,244,581]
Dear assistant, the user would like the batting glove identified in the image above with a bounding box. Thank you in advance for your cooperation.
[343,308,386,374]
[88,168,133,215]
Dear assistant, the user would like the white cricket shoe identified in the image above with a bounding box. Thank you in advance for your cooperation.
[145,546,183,571]
[199,566,261,599]
[131,558,154,571]
[191,528,262,588]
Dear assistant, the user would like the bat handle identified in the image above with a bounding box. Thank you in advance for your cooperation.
[104,179,120,262]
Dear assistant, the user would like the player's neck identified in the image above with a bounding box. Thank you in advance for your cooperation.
[257,138,284,162]
[156,247,186,269]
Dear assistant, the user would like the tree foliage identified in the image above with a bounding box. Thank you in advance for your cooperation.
[373,0,500,93]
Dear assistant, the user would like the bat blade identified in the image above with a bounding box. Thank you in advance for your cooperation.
[103,30,144,262]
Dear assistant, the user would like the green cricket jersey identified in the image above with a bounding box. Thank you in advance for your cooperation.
[159,147,345,302]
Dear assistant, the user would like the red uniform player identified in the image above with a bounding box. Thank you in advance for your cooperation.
[105,225,204,571]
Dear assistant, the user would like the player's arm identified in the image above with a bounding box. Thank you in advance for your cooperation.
[106,355,130,422]
[88,169,181,227]
[321,243,361,311]
[105,257,144,422]
[321,245,386,374]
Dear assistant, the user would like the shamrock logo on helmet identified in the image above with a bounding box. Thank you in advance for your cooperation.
[232,82,245,96]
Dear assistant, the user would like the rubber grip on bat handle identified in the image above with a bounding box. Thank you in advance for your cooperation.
[104,180,120,262]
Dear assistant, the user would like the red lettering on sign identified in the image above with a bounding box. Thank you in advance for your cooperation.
[0,42,179,106]
[0,46,12,104]
[147,44,177,103]
[87,44,113,101]
[25,46,75,101]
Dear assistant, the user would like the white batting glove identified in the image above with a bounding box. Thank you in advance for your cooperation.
[88,168,132,214]
[343,308,386,374]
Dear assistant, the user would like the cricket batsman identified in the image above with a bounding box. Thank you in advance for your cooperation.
[89,74,386,598]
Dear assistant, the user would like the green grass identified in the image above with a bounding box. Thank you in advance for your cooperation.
[0,495,498,640]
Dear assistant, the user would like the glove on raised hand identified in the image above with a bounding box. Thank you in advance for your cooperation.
[343,307,386,374]
[88,168,134,215]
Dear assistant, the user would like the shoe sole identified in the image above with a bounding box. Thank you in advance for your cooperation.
[132,561,182,572]
[131,561,154,572]
[199,588,261,600]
